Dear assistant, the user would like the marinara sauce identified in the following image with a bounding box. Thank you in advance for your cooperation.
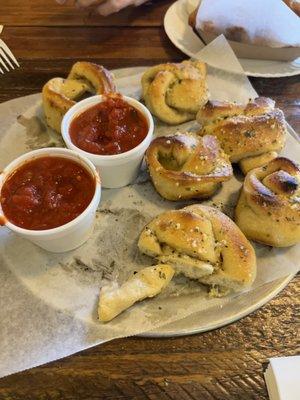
[69,96,148,155]
[0,156,95,230]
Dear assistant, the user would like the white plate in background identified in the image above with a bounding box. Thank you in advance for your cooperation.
[164,0,300,78]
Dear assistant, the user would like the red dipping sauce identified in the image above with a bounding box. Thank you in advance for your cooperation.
[1,156,95,230]
[69,96,148,155]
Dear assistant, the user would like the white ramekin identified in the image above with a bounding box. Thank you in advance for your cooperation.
[0,148,101,253]
[61,95,154,188]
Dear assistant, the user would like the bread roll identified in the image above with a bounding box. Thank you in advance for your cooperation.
[141,61,209,125]
[239,151,278,175]
[138,205,256,294]
[189,3,300,42]
[42,61,115,133]
[235,157,300,247]
[98,264,174,322]
[196,97,286,172]
[146,133,232,201]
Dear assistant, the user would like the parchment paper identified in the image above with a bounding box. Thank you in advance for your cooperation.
[195,0,300,47]
[0,36,299,378]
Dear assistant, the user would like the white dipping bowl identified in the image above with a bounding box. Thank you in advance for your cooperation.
[61,95,154,188]
[0,148,101,253]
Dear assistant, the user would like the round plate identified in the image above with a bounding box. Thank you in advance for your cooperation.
[144,275,293,337]
[164,0,300,78]
[0,67,298,340]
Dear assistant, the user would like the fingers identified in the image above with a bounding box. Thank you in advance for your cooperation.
[134,0,148,5]
[97,0,147,15]
[96,0,134,16]
[56,0,148,14]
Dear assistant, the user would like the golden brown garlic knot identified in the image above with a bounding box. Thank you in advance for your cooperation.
[196,97,287,174]
[138,205,257,293]
[142,61,209,125]
[235,157,300,247]
[146,133,232,201]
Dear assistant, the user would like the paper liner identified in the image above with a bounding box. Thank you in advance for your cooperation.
[0,37,299,378]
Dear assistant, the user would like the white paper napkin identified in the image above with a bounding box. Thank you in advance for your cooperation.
[195,0,300,47]
[264,356,300,400]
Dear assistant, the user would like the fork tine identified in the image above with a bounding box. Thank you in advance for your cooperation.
[0,39,19,67]
[0,66,4,74]
[0,48,14,69]
[0,56,9,72]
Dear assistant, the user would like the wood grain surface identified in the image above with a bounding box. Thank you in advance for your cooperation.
[0,1,299,399]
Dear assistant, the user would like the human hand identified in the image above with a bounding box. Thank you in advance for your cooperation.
[56,0,149,16]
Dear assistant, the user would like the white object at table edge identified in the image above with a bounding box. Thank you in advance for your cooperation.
[264,356,300,400]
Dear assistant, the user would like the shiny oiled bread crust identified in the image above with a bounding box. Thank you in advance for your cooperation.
[141,61,209,125]
[146,133,232,201]
[67,61,116,95]
[42,78,79,133]
[235,157,300,247]
[196,97,287,166]
[42,61,115,133]
[239,151,278,175]
[138,205,256,292]
[197,97,276,124]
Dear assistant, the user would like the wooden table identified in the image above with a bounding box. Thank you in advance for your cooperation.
[0,1,299,398]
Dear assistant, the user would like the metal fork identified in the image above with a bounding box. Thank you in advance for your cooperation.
[0,25,20,74]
